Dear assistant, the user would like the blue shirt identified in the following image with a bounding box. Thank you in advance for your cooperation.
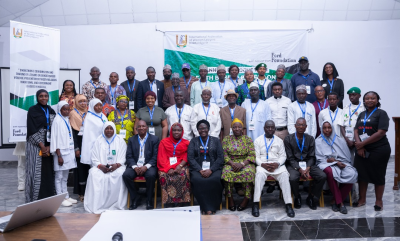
[290,69,321,103]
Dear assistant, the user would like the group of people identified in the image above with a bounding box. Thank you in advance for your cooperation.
[17,56,391,217]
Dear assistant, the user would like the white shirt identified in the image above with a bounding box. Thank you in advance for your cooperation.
[319,107,344,137]
[210,80,236,108]
[226,77,244,88]
[256,78,273,96]
[165,104,195,141]
[287,101,317,138]
[266,95,292,127]
[149,80,158,106]
[192,102,221,138]
[254,134,287,174]
[190,80,208,106]
[241,99,272,141]
[132,134,152,169]
[342,102,365,140]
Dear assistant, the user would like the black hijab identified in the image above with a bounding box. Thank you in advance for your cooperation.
[26,89,56,139]
[322,62,339,80]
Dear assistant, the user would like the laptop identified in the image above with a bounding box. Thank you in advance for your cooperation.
[0,193,66,232]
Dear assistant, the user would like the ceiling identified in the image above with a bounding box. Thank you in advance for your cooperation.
[1,0,399,27]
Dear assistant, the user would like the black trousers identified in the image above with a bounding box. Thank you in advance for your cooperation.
[122,166,157,203]
[287,165,326,199]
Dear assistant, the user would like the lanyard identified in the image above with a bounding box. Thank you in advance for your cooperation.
[200,80,207,90]
[74,108,86,126]
[218,81,225,98]
[257,78,267,88]
[172,85,181,93]
[297,102,306,118]
[175,104,184,122]
[321,134,336,153]
[102,134,116,155]
[348,103,361,127]
[117,109,127,128]
[109,86,117,105]
[264,135,274,160]
[230,107,236,121]
[138,133,148,158]
[202,103,210,121]
[184,76,192,89]
[147,107,155,126]
[363,107,377,134]
[295,132,305,160]
[230,77,238,87]
[327,79,334,92]
[127,79,136,93]
[171,139,182,156]
[90,80,101,89]
[244,84,250,98]
[88,111,104,122]
[199,136,210,160]
[149,80,155,92]
[250,100,260,121]
[40,106,50,129]
[301,74,309,81]
[317,99,327,112]
[58,113,71,138]
[329,108,338,123]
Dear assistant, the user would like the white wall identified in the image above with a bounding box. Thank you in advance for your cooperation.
[0,20,399,157]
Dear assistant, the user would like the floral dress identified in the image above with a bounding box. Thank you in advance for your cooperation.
[107,109,136,144]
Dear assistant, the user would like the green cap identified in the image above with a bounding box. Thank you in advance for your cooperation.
[347,87,361,94]
[255,63,267,70]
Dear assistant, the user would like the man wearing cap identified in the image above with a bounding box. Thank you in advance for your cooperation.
[121,66,140,112]
[137,66,165,109]
[82,66,107,101]
[255,63,270,99]
[180,63,198,94]
[241,82,272,141]
[237,69,265,106]
[161,64,173,89]
[318,92,343,137]
[190,64,209,106]
[290,56,321,103]
[266,64,294,101]
[219,89,246,140]
[162,73,190,109]
[266,82,292,140]
[211,64,236,108]
[105,72,126,108]
[192,86,221,138]
[312,86,329,137]
[288,85,317,138]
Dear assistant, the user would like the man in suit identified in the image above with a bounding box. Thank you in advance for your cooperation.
[219,89,246,141]
[122,120,159,210]
[137,66,165,110]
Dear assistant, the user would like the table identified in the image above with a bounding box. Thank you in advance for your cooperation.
[0,212,243,241]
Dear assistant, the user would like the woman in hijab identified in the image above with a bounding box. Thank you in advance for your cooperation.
[108,95,136,144]
[321,63,344,108]
[316,120,358,214]
[81,98,107,166]
[84,122,128,214]
[59,80,78,111]
[69,94,88,202]
[25,89,56,202]
[157,123,191,208]
[50,101,77,207]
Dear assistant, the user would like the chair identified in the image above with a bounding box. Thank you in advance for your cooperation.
[191,193,222,211]
[126,176,157,209]
[257,176,283,209]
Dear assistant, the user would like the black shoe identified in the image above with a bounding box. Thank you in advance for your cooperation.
[294,196,301,209]
[266,185,275,193]
[129,197,141,210]
[252,203,260,217]
[339,205,348,214]
[146,201,154,210]
[306,195,317,210]
[331,204,339,212]
[285,204,295,218]
[237,205,247,211]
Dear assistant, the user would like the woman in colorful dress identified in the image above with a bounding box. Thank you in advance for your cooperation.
[107,95,136,144]
[59,80,78,111]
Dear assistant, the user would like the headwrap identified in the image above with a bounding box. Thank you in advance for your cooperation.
[196,119,210,130]
[144,91,157,100]
[277,64,286,71]
[296,84,307,92]
[89,98,102,114]
[255,63,267,70]
[102,121,117,141]
[57,100,69,113]
[249,82,259,89]
[126,66,135,72]
[217,64,226,71]
[322,62,339,80]
[27,89,56,139]
[199,64,208,70]
[116,95,129,103]
[163,64,172,70]
[231,118,243,128]
[202,86,212,93]
[50,101,75,155]
[69,94,88,131]
[171,73,180,78]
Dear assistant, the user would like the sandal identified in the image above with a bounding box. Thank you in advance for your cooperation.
[237,205,247,211]
[228,206,236,211]
[374,205,383,211]
[352,202,365,207]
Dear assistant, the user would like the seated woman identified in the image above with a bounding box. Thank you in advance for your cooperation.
[222,118,255,211]
[187,120,224,215]
[316,120,358,214]
[84,122,128,214]
[108,95,136,144]
[157,123,191,207]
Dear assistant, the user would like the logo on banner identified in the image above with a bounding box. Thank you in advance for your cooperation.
[176,34,187,48]
[13,28,23,38]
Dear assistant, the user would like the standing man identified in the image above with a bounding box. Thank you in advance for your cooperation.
[219,89,246,141]
[288,85,317,138]
[82,66,107,101]
[94,87,114,117]
[266,64,294,101]
[255,63,270,98]
[312,86,329,137]
[137,66,165,109]
[291,56,321,103]
[241,82,272,141]
[161,64,172,89]
[318,92,343,137]
[165,90,195,141]
[266,82,292,140]
[211,64,235,108]
[252,120,295,218]
[285,118,327,210]
[163,73,190,109]
[180,63,198,94]
[120,66,139,112]
[192,87,221,138]
[105,72,126,107]
[190,64,208,106]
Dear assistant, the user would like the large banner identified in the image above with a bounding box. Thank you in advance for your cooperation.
[164,30,308,83]
[9,21,60,142]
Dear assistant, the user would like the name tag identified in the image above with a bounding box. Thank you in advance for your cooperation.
[106,154,114,164]
[69,140,74,150]
[229,128,233,135]
[249,121,255,131]
[149,127,155,135]
[129,101,135,110]
[345,127,353,139]
[306,86,311,94]
[359,133,369,142]
[327,152,338,160]
[169,157,177,165]
[46,130,51,142]
[299,161,307,170]
[78,126,84,136]
[202,161,210,170]
[216,99,223,108]
[119,129,126,139]
[138,157,145,167]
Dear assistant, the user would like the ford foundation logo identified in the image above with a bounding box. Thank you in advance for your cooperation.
[13,28,23,38]
[176,34,187,48]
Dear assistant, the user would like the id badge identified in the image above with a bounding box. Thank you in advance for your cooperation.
[106,154,114,164]
[359,133,369,142]
[137,157,145,167]
[345,127,354,139]
[129,101,135,110]
[328,152,338,160]
[149,127,155,135]
[306,86,311,94]
[169,157,177,165]
[69,140,74,150]
[202,161,210,170]
[216,99,223,108]
[299,161,307,170]
[46,130,51,142]
[229,128,233,135]
[78,126,84,136]
[119,129,127,139]
[249,121,255,131]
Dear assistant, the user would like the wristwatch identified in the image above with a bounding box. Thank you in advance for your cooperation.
[240,162,245,166]
[179,164,184,168]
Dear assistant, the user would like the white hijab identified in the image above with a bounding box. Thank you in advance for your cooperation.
[50,101,72,155]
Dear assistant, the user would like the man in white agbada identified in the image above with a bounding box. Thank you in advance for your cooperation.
[192,86,221,138]
[318,92,343,137]
[50,101,77,207]
[81,98,107,165]
[241,82,272,141]
[288,85,317,138]
[84,122,127,214]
